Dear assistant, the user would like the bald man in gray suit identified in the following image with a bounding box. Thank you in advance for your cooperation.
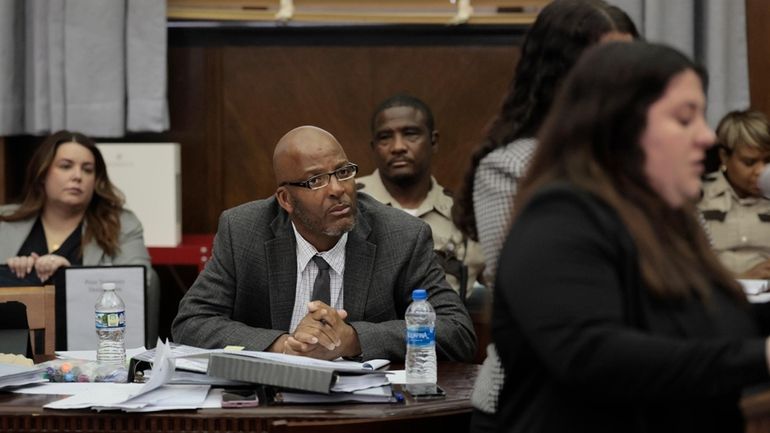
[172,126,475,362]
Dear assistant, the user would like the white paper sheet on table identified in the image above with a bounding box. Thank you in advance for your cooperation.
[130,344,391,375]
[386,370,407,384]
[15,382,131,395]
[97,384,211,412]
[738,279,770,303]
[43,340,211,411]
[0,364,47,389]
[55,347,147,361]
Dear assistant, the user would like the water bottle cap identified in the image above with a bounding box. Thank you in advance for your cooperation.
[102,282,116,291]
[412,288,427,301]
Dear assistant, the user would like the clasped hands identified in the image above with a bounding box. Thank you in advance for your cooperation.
[270,301,361,360]
[6,252,70,282]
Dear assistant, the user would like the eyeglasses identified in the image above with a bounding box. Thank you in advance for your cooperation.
[281,163,359,190]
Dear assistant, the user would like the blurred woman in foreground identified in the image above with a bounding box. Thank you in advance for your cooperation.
[495,41,770,432]
[450,1,638,430]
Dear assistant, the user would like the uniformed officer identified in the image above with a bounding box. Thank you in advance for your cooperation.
[357,94,485,298]
[698,110,770,278]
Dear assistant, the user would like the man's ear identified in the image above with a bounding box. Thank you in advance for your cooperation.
[276,187,294,214]
[431,130,439,153]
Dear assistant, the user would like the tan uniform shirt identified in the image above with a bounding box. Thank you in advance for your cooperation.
[357,170,485,297]
[698,171,770,274]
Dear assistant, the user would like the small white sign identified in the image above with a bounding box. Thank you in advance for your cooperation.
[97,143,182,247]
[64,267,146,350]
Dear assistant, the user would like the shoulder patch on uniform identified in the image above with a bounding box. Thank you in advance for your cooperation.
[759,213,770,222]
[701,209,726,222]
[356,182,366,190]
[442,188,454,197]
[702,173,719,182]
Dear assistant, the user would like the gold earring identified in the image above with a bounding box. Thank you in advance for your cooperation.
[720,164,727,173]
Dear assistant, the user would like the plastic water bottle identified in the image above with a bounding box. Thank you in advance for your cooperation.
[95,282,126,365]
[405,288,437,394]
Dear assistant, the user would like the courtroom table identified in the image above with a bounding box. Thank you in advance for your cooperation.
[0,363,479,433]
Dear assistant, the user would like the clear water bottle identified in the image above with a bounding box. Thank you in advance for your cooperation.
[95,282,126,365]
[405,288,437,394]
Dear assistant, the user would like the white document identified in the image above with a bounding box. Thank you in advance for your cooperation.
[229,350,391,373]
[44,383,146,409]
[55,347,147,362]
[133,344,391,374]
[738,279,770,303]
[43,383,211,412]
[386,370,407,384]
[277,384,394,404]
[15,382,122,395]
[97,385,211,412]
[332,373,390,392]
[0,364,47,389]
[739,279,768,295]
[64,266,145,350]
[42,340,211,412]
[132,343,217,373]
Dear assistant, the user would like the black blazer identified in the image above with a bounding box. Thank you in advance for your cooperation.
[493,184,769,433]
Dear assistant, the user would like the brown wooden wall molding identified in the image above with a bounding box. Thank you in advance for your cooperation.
[168,0,549,25]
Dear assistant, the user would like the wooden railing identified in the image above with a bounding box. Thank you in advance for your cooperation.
[167,0,550,25]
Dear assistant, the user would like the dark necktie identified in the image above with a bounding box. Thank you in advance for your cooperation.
[311,255,331,305]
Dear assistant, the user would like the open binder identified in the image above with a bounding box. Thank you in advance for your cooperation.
[207,352,389,394]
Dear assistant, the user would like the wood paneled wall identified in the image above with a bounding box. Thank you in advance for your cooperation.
[163,26,523,232]
[747,0,770,115]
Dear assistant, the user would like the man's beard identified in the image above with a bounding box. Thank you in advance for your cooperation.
[384,171,418,188]
[292,197,356,237]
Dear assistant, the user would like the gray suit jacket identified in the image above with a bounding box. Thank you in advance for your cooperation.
[0,204,151,270]
[172,193,476,361]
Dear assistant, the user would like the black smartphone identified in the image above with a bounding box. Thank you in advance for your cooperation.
[221,388,259,408]
[406,385,446,400]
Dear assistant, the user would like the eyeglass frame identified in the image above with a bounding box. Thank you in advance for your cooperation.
[279,163,359,190]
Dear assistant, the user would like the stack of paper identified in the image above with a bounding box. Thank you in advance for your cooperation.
[277,385,394,404]
[43,340,211,412]
[131,343,215,373]
[332,372,390,392]
[739,279,770,303]
[0,364,47,389]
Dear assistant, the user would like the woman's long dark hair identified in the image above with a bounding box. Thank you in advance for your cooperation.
[518,41,741,301]
[1,130,125,257]
[453,0,639,240]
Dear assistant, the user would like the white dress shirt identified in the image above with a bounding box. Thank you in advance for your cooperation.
[289,223,347,333]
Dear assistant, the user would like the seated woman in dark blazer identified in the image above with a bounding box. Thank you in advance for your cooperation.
[494,41,770,432]
[0,130,150,284]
